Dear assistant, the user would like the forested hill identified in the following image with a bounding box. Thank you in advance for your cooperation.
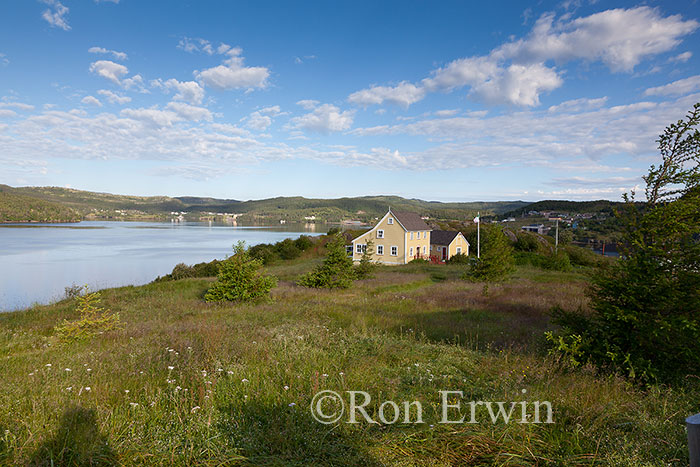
[0,186,81,223]
[1,185,530,222]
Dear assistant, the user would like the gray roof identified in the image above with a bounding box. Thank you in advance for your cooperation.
[431,230,461,246]
[391,210,430,231]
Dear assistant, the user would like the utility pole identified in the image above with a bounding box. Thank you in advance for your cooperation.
[555,218,559,254]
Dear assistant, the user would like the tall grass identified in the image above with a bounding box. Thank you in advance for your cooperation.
[0,262,696,465]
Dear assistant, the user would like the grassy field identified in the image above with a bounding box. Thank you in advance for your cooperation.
[0,259,697,465]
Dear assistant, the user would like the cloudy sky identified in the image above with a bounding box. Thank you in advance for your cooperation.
[1,0,699,201]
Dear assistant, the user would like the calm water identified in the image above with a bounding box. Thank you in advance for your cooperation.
[0,221,326,312]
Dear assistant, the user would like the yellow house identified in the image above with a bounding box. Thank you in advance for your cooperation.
[351,209,431,265]
[430,230,469,261]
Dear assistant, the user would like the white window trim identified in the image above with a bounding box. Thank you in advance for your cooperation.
[410,232,414,240]
[390,246,398,256]
[356,244,366,254]
[377,245,384,255]
[423,246,426,255]
[456,247,462,254]
[388,218,394,225]
[377,229,384,239]
[409,247,413,256]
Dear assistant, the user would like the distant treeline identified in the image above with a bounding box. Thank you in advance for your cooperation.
[0,189,80,223]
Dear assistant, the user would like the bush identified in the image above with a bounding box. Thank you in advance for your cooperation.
[55,287,122,342]
[355,239,376,279]
[514,232,540,252]
[154,260,222,282]
[294,235,314,251]
[248,243,279,265]
[205,242,278,302]
[542,251,573,272]
[298,234,356,288]
[446,253,469,264]
[564,245,602,267]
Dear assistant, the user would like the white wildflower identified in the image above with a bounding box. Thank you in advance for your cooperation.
[191,406,201,413]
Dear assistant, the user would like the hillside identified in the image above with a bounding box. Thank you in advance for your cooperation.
[0,255,694,464]
[0,186,80,223]
[3,185,529,222]
[502,199,626,218]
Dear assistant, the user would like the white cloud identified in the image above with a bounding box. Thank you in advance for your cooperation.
[348,82,426,108]
[350,7,698,109]
[152,78,205,105]
[0,101,35,111]
[296,100,319,110]
[165,102,212,122]
[195,47,269,90]
[433,109,460,118]
[178,37,215,55]
[288,104,355,133]
[81,96,102,107]
[669,51,692,63]
[0,53,8,66]
[88,47,128,61]
[469,63,562,107]
[0,109,17,118]
[97,89,131,104]
[547,97,608,113]
[493,7,699,72]
[89,60,128,84]
[41,0,70,31]
[95,0,120,3]
[644,75,700,96]
[246,112,272,131]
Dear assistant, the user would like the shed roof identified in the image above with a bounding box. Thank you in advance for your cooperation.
[431,230,461,245]
[391,210,430,231]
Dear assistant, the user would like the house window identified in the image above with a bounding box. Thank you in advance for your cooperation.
[388,218,394,225]
[346,245,353,256]
[377,245,384,255]
[377,229,384,239]
[456,247,462,254]
[423,246,426,255]
[391,246,398,256]
[409,247,414,257]
[356,244,366,254]
[424,231,428,239]
[410,232,414,240]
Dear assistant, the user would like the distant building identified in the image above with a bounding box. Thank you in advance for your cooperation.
[430,230,469,261]
[521,224,548,234]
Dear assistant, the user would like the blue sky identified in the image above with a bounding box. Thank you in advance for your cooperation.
[1,0,699,201]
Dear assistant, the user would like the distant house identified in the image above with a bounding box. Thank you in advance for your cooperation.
[430,230,470,261]
[522,224,548,234]
[351,209,431,265]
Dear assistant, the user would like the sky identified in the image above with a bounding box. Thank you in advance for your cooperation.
[1,0,700,202]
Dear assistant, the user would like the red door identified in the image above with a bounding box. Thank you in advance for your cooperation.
[441,247,447,260]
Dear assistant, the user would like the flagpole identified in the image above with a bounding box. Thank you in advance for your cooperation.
[477,211,480,259]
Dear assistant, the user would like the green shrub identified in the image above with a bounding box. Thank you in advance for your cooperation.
[248,243,279,265]
[409,258,429,264]
[465,225,514,282]
[298,234,356,288]
[542,251,573,272]
[205,242,278,303]
[514,232,540,252]
[564,245,602,267]
[446,253,469,264]
[355,239,376,279]
[55,287,122,342]
[276,238,302,260]
[154,259,222,282]
[294,235,314,251]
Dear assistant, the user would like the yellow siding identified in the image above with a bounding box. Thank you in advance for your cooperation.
[430,232,469,261]
[404,230,430,262]
[351,212,407,265]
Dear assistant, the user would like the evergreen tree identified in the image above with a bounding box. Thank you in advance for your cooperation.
[467,225,514,282]
[205,241,277,302]
[355,239,376,279]
[550,103,700,383]
[298,234,356,288]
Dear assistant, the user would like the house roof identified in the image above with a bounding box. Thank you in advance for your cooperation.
[431,230,461,245]
[391,210,430,231]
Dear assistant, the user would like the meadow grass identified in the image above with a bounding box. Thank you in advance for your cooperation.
[0,261,697,465]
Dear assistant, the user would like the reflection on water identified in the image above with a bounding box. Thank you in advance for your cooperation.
[0,221,327,312]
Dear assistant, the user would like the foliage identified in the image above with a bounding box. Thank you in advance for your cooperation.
[355,239,376,279]
[0,187,80,223]
[297,234,356,288]
[563,245,604,267]
[465,225,515,282]
[204,242,277,302]
[293,235,314,251]
[513,231,541,252]
[154,260,222,282]
[550,103,700,384]
[275,238,302,260]
[54,287,122,342]
[446,252,470,264]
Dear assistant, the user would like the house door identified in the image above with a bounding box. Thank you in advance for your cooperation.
[441,247,447,260]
